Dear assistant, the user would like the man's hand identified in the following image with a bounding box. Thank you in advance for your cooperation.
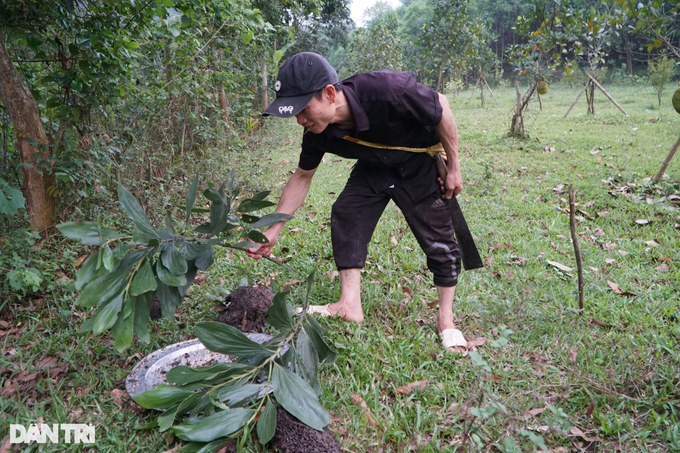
[246,229,278,259]
[438,167,462,199]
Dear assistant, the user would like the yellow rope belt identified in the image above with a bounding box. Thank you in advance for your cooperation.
[342,135,447,160]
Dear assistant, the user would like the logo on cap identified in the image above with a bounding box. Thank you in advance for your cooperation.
[275,80,281,91]
[278,106,294,114]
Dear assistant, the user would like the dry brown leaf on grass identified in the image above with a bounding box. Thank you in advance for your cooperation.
[635,219,651,225]
[521,407,547,419]
[466,337,487,349]
[403,286,413,298]
[656,263,670,272]
[350,393,376,427]
[569,348,578,364]
[110,389,129,407]
[390,236,398,247]
[604,258,616,265]
[124,352,143,368]
[395,379,428,395]
[546,260,573,272]
[607,281,636,297]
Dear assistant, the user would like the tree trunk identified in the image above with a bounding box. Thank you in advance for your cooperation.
[217,49,230,126]
[0,32,54,233]
[261,59,268,112]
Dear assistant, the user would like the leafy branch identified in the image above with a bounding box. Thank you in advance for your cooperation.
[133,273,337,453]
[57,171,293,351]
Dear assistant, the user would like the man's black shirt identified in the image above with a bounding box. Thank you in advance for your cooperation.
[298,70,444,202]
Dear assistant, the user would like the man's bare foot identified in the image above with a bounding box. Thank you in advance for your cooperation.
[326,301,364,323]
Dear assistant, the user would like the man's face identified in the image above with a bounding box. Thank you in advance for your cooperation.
[295,88,334,134]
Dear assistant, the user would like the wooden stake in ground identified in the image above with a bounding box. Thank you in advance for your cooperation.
[569,185,584,310]
[586,74,628,116]
[481,77,501,108]
[653,135,680,183]
[564,80,591,119]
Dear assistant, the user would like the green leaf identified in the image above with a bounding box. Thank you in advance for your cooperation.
[75,251,102,291]
[216,384,263,406]
[165,210,176,236]
[93,294,124,335]
[181,242,211,260]
[257,400,276,445]
[303,320,336,365]
[194,246,215,270]
[173,408,253,442]
[241,31,253,45]
[237,199,275,213]
[179,261,198,297]
[247,213,293,229]
[133,292,152,343]
[195,322,273,358]
[77,265,129,308]
[157,280,181,319]
[118,183,158,240]
[57,222,123,246]
[210,201,228,236]
[272,363,329,431]
[134,386,195,409]
[101,244,115,271]
[111,297,135,352]
[0,181,25,215]
[156,259,187,287]
[250,191,271,201]
[166,363,253,386]
[296,331,321,396]
[247,230,270,244]
[162,245,188,275]
[130,258,157,296]
[186,174,200,224]
[266,292,293,332]
[158,405,179,432]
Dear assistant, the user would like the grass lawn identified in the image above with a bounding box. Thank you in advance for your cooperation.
[1,81,679,452]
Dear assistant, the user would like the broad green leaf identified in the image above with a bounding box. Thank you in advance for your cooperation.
[93,294,123,335]
[166,362,252,386]
[296,330,319,381]
[203,187,224,203]
[157,280,181,319]
[75,251,101,291]
[186,174,200,224]
[165,211,176,236]
[210,201,227,235]
[102,244,114,271]
[247,230,269,244]
[272,363,329,431]
[156,259,187,287]
[257,400,276,445]
[173,408,253,442]
[111,298,134,352]
[118,183,158,240]
[0,181,25,215]
[195,322,273,358]
[266,292,293,332]
[57,222,123,246]
[250,191,271,201]
[247,213,293,229]
[162,245,188,275]
[130,258,157,296]
[178,261,198,297]
[237,199,275,213]
[181,242,210,260]
[303,319,336,365]
[158,405,178,432]
[133,292,152,343]
[216,384,263,406]
[77,265,129,308]
[241,31,253,44]
[134,386,195,409]
[195,246,215,270]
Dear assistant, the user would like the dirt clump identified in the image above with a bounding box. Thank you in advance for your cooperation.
[214,285,274,333]
[150,295,162,320]
[269,407,341,453]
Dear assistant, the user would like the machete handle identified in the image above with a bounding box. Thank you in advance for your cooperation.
[434,154,449,191]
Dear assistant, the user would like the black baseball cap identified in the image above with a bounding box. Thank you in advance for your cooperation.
[263,52,339,118]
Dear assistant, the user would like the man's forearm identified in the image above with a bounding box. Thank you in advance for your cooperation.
[267,166,316,236]
[435,93,460,172]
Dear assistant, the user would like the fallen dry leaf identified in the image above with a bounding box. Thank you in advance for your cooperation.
[569,348,578,364]
[395,379,428,395]
[607,281,636,297]
[390,236,398,247]
[350,393,376,427]
[635,219,650,225]
[571,426,585,437]
[546,259,573,272]
[586,402,594,418]
[590,318,609,328]
[645,240,660,247]
[403,286,413,298]
[110,389,129,407]
[484,256,493,266]
[656,263,670,272]
[604,258,616,265]
[124,352,143,368]
[427,299,438,309]
[522,407,547,419]
[466,337,487,348]
[489,243,505,251]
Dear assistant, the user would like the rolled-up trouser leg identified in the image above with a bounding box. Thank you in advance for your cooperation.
[397,191,461,287]
[331,172,390,270]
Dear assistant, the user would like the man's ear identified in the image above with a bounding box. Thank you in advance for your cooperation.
[324,84,336,103]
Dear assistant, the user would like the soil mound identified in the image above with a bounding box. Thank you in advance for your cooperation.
[269,407,341,453]
[215,285,274,333]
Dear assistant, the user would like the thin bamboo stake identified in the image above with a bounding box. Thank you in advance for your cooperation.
[569,185,584,310]
[482,77,501,108]
[586,74,628,116]
[653,135,680,183]
[564,80,591,119]
[538,92,543,111]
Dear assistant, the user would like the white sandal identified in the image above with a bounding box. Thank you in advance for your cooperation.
[295,305,332,317]
[439,328,468,357]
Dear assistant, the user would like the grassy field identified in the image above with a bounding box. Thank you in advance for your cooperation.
[1,81,679,452]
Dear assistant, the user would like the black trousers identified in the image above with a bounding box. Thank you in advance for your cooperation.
[331,167,461,287]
